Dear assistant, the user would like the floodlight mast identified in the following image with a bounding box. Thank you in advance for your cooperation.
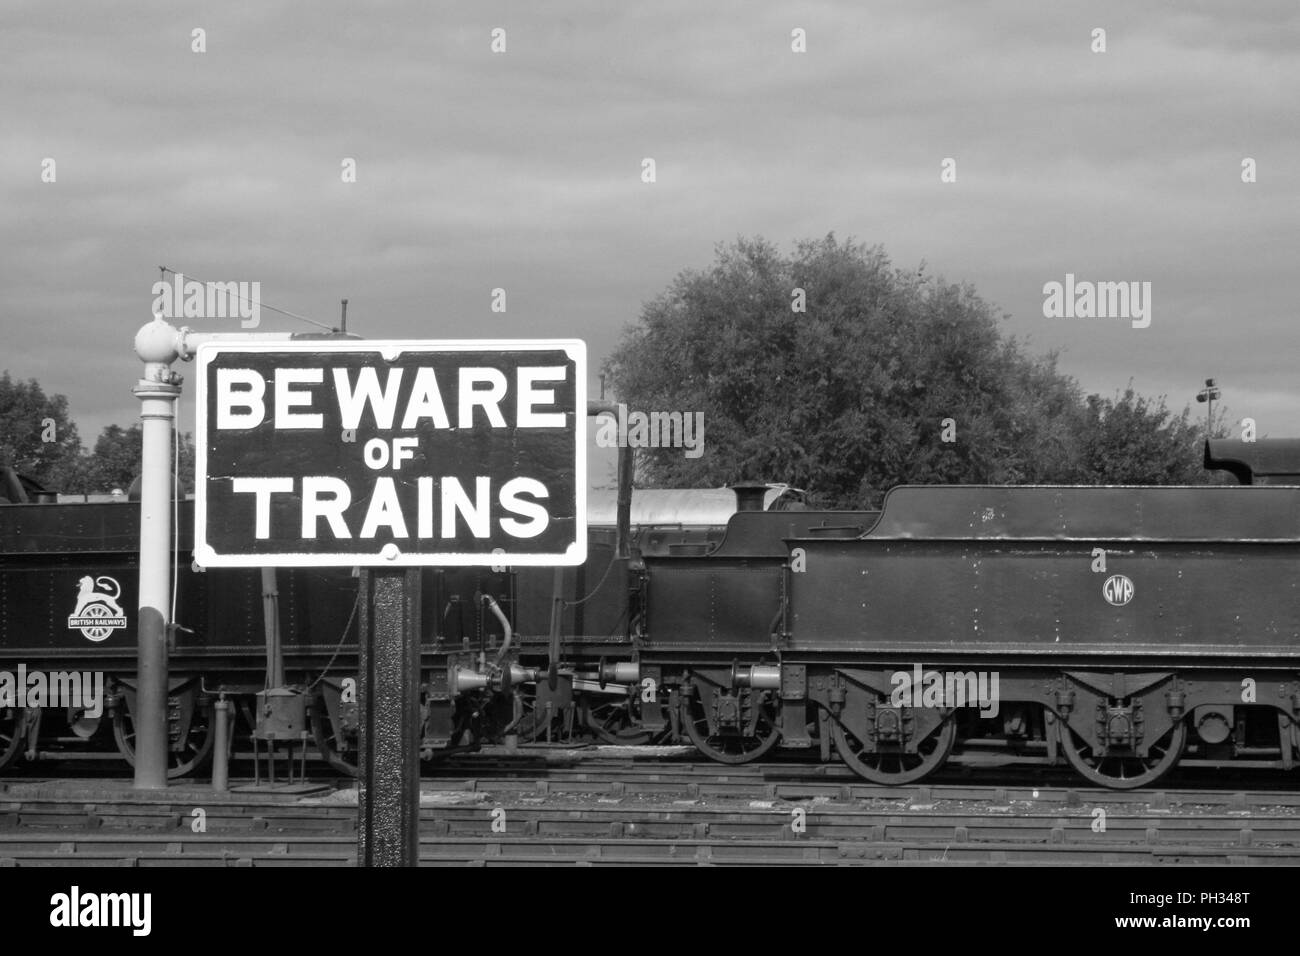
[131,316,293,789]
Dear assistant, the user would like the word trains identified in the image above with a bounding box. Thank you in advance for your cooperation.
[234,474,549,540]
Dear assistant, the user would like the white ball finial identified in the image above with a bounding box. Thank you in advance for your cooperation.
[135,315,180,364]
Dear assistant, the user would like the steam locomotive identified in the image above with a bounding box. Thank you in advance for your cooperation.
[1,438,1297,790]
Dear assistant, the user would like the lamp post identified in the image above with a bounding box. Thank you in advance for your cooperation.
[131,321,182,788]
[132,315,295,788]
[1195,378,1221,434]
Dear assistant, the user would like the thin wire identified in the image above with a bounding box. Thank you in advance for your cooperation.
[565,556,617,608]
[309,592,361,690]
[158,266,336,332]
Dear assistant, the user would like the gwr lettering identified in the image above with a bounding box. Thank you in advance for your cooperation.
[235,475,550,540]
[215,365,568,431]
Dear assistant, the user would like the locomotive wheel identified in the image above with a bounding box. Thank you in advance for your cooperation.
[113,701,216,779]
[310,704,359,776]
[682,689,780,764]
[1060,719,1187,790]
[585,697,654,746]
[0,708,23,771]
[832,715,956,785]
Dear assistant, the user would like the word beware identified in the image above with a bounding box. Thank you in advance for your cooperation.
[215,365,569,432]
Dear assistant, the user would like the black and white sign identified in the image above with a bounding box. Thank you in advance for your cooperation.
[194,340,586,567]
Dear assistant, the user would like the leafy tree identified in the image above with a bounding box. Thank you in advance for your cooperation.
[0,371,84,490]
[80,423,196,494]
[0,369,197,494]
[1074,387,1218,484]
[605,235,1223,506]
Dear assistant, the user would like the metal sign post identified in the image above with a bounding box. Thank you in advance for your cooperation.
[190,337,586,866]
[357,568,422,867]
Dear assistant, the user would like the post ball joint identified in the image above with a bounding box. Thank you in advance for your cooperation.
[134,316,182,364]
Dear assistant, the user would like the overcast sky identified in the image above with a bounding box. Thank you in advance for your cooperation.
[3,1,1296,487]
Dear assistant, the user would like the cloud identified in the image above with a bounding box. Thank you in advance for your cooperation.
[1,0,1296,487]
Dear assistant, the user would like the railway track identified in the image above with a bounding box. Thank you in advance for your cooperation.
[0,832,1293,866]
[3,750,1300,865]
[13,742,1300,802]
[422,748,1300,811]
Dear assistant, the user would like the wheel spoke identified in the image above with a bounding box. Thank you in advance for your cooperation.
[585,698,653,745]
[1060,719,1185,790]
[683,685,780,765]
[0,710,23,771]
[114,698,215,779]
[832,711,954,785]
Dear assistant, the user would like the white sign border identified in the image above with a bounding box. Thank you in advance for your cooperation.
[193,339,587,568]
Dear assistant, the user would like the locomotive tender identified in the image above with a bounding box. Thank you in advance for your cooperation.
[628,439,1300,789]
[1,439,1297,790]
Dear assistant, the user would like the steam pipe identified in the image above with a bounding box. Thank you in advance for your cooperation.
[615,445,632,560]
[212,697,230,792]
[262,568,283,688]
[547,567,564,690]
[481,593,513,665]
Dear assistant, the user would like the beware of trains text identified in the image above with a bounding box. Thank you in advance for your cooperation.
[194,341,586,567]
